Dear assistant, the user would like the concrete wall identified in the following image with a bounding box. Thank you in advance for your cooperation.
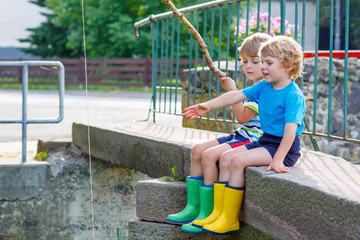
[0,144,151,240]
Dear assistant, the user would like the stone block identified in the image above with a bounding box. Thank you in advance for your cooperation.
[37,138,72,153]
[181,61,246,92]
[0,160,50,200]
[136,177,187,223]
[128,218,275,240]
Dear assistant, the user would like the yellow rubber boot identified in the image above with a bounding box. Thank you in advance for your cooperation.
[203,185,244,235]
[191,181,226,228]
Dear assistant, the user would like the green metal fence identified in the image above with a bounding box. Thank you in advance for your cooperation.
[134,0,359,148]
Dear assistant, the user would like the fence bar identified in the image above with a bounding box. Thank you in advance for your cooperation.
[280,0,286,35]
[169,17,175,114]
[313,0,320,133]
[256,0,261,32]
[223,4,232,120]
[234,2,241,82]
[193,12,200,106]
[233,2,241,123]
[343,0,350,138]
[201,9,207,103]
[152,22,159,120]
[187,12,194,108]
[207,8,215,120]
[159,20,165,111]
[300,0,306,90]
[295,0,299,41]
[328,0,335,136]
[21,65,28,163]
[174,19,181,114]
[244,0,250,87]
[268,0,272,34]
[164,18,170,113]
[216,6,223,120]
[134,0,244,37]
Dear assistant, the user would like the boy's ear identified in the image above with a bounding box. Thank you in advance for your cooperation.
[284,62,293,72]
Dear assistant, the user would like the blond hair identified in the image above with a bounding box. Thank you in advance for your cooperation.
[259,35,303,79]
[238,33,271,60]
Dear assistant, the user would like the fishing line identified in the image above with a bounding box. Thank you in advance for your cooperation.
[81,0,96,239]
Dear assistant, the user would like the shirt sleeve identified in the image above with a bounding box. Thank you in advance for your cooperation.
[242,80,264,101]
[284,92,306,125]
[243,100,259,114]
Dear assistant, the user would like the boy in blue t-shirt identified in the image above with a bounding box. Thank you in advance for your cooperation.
[184,36,306,235]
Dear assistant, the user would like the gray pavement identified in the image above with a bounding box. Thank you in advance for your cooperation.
[0,88,182,158]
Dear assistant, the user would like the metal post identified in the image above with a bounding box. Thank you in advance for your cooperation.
[21,64,28,163]
[334,0,341,50]
[280,0,286,35]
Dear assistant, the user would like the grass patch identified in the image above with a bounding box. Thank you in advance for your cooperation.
[0,77,184,94]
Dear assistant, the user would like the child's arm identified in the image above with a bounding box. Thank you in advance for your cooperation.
[184,90,248,120]
[220,77,256,123]
[266,123,297,173]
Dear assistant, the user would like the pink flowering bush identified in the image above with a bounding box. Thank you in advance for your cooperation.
[234,11,297,44]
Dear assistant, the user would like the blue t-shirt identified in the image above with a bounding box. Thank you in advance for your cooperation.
[242,80,305,137]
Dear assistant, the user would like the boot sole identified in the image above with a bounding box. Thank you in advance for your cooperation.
[191,223,204,228]
[203,228,239,235]
[166,217,196,223]
[181,228,204,234]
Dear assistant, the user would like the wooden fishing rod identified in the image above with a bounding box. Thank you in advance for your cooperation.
[163,0,227,77]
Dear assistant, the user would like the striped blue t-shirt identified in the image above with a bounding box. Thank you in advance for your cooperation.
[234,100,263,142]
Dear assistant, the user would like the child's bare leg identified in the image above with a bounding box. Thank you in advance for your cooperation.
[218,145,248,182]
[190,139,220,176]
[229,147,272,187]
[201,144,232,185]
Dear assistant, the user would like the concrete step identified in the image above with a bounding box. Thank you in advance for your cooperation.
[128,218,276,240]
[133,177,276,239]
[136,177,187,223]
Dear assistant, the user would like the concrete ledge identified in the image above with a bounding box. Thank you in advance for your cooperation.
[72,121,360,240]
[128,217,275,240]
[72,121,225,178]
[241,149,360,240]
[0,160,49,200]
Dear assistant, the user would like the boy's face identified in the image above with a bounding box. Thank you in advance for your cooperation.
[261,56,289,84]
[241,55,263,82]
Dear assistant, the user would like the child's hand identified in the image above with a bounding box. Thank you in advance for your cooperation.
[220,77,237,92]
[266,160,289,173]
[183,103,210,120]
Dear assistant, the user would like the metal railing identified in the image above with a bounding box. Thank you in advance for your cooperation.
[134,0,359,148]
[0,61,65,162]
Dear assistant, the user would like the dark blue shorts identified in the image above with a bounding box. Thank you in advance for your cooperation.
[245,133,301,167]
[217,132,251,149]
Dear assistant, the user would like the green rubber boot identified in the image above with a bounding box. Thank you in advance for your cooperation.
[166,176,204,223]
[181,184,214,234]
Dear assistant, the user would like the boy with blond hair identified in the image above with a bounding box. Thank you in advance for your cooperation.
[184,35,305,235]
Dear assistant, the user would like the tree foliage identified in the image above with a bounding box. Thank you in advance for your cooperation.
[21,0,209,58]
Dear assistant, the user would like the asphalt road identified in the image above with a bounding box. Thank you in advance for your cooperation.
[0,89,182,142]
